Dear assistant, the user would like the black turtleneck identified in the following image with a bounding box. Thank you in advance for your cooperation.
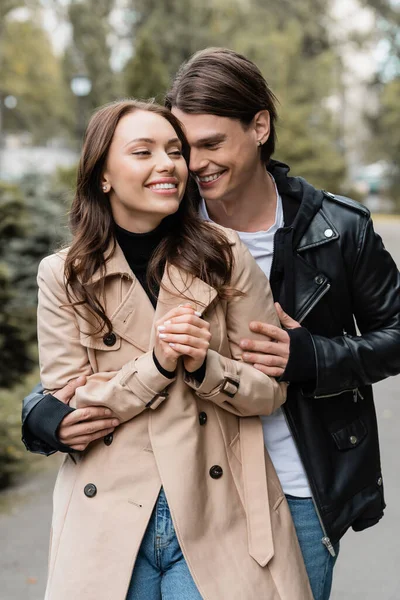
[115,221,166,309]
[115,220,206,383]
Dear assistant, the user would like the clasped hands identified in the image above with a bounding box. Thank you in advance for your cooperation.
[55,302,300,451]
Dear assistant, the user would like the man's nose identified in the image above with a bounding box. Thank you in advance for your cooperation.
[189,150,208,174]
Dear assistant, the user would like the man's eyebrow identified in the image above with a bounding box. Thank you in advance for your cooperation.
[192,133,227,146]
[124,137,181,147]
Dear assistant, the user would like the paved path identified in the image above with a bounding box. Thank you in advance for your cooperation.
[0,218,399,600]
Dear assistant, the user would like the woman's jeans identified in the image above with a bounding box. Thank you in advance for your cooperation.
[126,488,202,600]
[286,495,340,600]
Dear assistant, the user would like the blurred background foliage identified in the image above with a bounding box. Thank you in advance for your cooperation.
[0,0,398,487]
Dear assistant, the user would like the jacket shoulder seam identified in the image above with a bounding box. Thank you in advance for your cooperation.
[323,191,370,217]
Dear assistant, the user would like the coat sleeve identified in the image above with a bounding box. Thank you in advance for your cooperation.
[184,232,287,416]
[305,216,400,397]
[37,256,176,423]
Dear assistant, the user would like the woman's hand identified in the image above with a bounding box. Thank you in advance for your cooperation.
[154,304,211,373]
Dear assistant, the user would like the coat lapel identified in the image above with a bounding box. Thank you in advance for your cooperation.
[88,243,155,352]
[91,245,218,352]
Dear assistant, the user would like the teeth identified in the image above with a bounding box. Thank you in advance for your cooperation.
[199,172,222,183]
[149,183,177,190]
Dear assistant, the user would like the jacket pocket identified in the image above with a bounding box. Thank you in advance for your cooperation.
[331,417,367,450]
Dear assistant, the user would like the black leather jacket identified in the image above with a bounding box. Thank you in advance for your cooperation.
[267,161,400,550]
[21,161,400,549]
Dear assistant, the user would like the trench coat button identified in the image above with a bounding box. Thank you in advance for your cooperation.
[349,435,358,445]
[104,433,113,446]
[84,483,97,498]
[324,228,334,238]
[103,332,117,347]
[314,275,324,285]
[377,477,383,486]
[199,411,207,426]
[209,465,223,479]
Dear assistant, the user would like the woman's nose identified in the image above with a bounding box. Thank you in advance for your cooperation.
[155,154,175,173]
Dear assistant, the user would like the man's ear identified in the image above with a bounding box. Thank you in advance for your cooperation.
[253,110,270,146]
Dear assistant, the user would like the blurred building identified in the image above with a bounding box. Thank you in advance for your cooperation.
[0,135,78,181]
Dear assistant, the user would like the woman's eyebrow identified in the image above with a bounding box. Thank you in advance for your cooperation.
[124,137,181,147]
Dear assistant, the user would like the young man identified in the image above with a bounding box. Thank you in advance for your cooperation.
[22,48,400,600]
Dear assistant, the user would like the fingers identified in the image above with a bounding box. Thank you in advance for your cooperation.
[162,334,210,350]
[158,305,201,324]
[59,416,119,440]
[159,325,211,346]
[274,303,301,329]
[61,406,115,426]
[53,376,87,404]
[166,343,207,360]
[158,321,210,337]
[160,313,209,329]
[157,313,211,354]
[248,321,289,343]
[66,427,116,452]
[242,352,287,369]
[253,363,285,378]
[240,338,289,358]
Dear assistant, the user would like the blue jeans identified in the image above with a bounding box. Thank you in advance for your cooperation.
[126,488,202,600]
[286,495,340,600]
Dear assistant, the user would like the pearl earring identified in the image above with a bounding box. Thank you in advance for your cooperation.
[102,185,108,192]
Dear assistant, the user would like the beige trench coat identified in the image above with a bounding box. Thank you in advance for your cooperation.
[37,227,312,600]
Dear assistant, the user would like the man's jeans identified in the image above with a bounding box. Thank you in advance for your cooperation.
[126,488,202,600]
[287,495,340,600]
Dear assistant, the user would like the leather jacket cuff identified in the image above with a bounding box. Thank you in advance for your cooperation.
[22,394,76,454]
[279,327,317,383]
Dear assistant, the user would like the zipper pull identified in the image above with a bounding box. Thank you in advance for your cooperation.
[357,389,364,401]
[322,536,336,557]
[353,389,358,403]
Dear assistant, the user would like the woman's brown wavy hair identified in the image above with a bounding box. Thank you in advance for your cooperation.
[64,99,236,335]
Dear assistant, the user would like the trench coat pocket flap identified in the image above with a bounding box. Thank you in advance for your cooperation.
[331,418,367,450]
[80,332,121,351]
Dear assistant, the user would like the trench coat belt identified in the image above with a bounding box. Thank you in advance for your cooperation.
[240,417,274,567]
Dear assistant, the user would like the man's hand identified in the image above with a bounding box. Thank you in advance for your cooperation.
[54,376,119,452]
[53,376,87,405]
[240,303,301,377]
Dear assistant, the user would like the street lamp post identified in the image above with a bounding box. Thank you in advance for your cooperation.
[70,75,92,146]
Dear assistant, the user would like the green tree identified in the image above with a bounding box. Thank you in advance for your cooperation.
[63,0,120,110]
[362,0,400,206]
[125,0,345,190]
[124,30,170,100]
[0,181,33,388]
[0,18,72,141]
[5,168,74,333]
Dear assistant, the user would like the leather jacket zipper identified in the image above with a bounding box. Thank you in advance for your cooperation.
[313,387,363,400]
[297,282,331,324]
[281,407,337,557]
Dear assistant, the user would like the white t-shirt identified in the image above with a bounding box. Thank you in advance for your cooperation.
[199,184,312,497]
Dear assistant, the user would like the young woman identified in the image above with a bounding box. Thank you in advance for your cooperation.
[37,99,312,600]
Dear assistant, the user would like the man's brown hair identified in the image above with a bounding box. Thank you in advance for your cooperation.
[165,47,278,162]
